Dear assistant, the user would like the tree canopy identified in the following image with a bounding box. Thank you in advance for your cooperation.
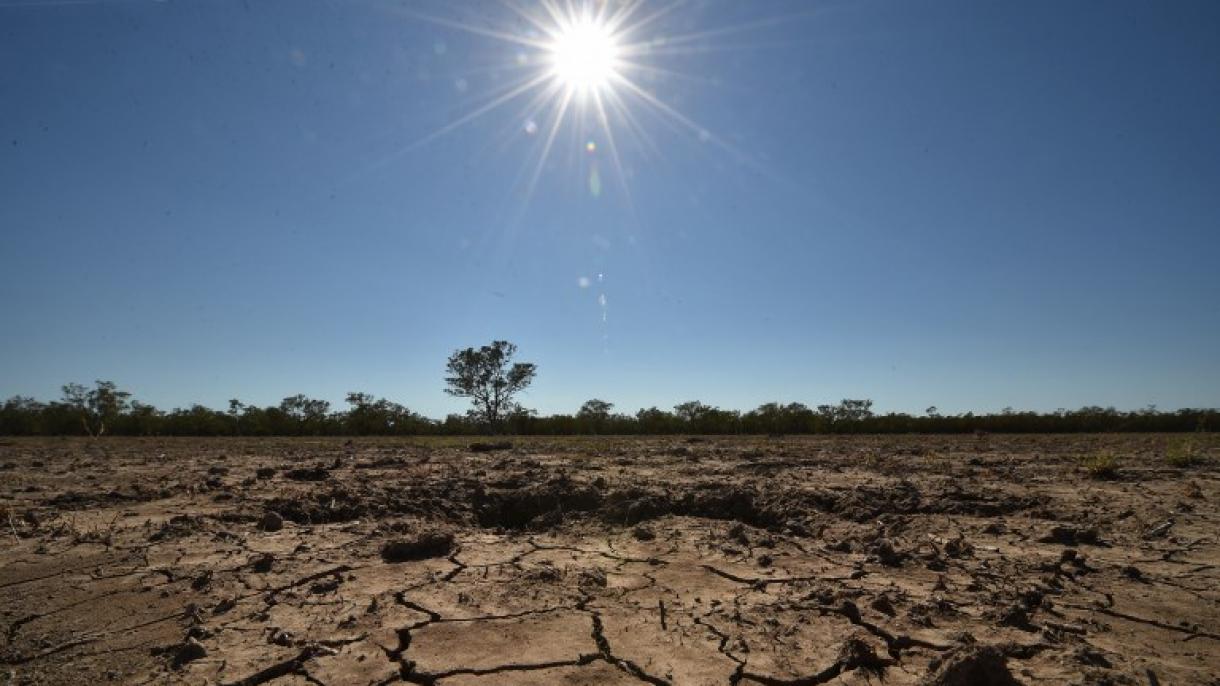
[444,340,537,431]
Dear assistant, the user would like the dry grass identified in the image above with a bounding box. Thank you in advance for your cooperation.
[1165,438,1204,468]
[1079,450,1121,479]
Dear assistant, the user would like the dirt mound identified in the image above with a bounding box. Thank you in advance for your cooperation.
[283,465,330,481]
[45,489,138,510]
[474,476,602,528]
[829,481,1039,522]
[600,483,809,529]
[264,488,367,524]
[920,645,1020,686]
[469,441,513,452]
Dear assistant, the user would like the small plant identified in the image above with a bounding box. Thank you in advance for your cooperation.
[1079,451,1121,479]
[1165,439,1203,468]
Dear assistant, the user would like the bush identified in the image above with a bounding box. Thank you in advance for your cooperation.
[1079,451,1120,479]
[1165,439,1203,468]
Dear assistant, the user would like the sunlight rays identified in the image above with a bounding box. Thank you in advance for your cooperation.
[375,0,784,207]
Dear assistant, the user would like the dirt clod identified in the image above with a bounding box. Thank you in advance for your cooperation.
[260,510,284,532]
[284,466,329,481]
[251,553,275,572]
[838,635,889,675]
[171,638,207,669]
[1039,525,1101,546]
[380,531,455,562]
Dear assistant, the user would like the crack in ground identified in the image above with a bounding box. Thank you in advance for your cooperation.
[220,645,332,686]
[402,654,603,684]
[700,564,854,588]
[692,613,746,685]
[591,612,672,685]
[6,583,156,644]
[1,609,186,665]
[1059,602,1220,641]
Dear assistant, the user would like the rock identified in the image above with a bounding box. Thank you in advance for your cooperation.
[255,467,276,479]
[381,531,455,563]
[260,511,284,532]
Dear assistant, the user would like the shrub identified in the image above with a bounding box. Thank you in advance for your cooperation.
[1165,439,1203,468]
[1078,451,1120,479]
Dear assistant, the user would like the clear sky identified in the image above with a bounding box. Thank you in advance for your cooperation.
[2,0,1218,418]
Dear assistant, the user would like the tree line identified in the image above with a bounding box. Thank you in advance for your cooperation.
[2,342,1214,436]
[1,380,1214,436]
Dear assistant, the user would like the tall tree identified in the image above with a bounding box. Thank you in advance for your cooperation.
[577,399,614,434]
[61,380,131,437]
[444,340,536,431]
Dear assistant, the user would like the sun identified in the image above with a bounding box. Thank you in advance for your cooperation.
[547,17,621,94]
[389,0,756,205]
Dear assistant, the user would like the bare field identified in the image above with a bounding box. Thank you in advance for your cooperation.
[1,434,1217,685]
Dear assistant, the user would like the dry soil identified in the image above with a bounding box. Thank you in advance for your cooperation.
[1,434,1217,685]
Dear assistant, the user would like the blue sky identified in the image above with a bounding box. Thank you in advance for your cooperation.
[2,0,1218,418]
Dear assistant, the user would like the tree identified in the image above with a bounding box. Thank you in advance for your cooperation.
[673,401,713,424]
[228,399,245,435]
[61,380,131,437]
[636,406,678,434]
[444,340,536,432]
[278,394,331,435]
[344,392,426,435]
[746,402,815,435]
[577,399,614,434]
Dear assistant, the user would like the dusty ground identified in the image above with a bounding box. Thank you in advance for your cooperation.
[0,434,1217,686]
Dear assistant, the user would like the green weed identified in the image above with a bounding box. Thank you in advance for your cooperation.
[1165,438,1203,468]
[1078,451,1121,479]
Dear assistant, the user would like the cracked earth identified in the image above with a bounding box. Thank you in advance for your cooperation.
[1,434,1217,685]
